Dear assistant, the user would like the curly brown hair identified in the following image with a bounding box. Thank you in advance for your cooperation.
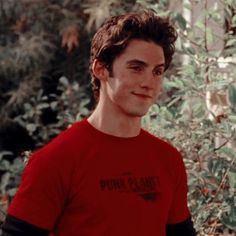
[90,10,177,101]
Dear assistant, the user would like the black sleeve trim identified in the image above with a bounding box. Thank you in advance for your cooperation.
[166,216,197,236]
[0,214,50,236]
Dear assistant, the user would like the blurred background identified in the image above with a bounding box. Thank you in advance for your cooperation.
[0,0,236,235]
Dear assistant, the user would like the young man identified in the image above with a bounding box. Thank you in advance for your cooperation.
[1,10,196,236]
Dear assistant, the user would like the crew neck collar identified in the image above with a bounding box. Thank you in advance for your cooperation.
[82,118,144,141]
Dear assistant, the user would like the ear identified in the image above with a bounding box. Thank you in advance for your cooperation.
[92,59,109,81]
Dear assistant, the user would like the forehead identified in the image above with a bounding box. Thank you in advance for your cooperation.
[118,39,165,64]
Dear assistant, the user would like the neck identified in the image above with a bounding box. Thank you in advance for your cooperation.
[88,102,142,138]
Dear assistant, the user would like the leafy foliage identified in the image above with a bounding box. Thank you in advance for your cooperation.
[0,151,25,222]
[142,0,236,235]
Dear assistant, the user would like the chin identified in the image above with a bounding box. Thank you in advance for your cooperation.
[128,109,149,117]
[121,104,151,117]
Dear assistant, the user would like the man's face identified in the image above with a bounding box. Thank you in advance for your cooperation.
[100,39,165,118]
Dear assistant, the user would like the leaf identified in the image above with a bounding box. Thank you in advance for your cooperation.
[50,101,58,110]
[232,14,236,24]
[222,207,236,231]
[0,172,11,191]
[206,28,213,45]
[182,46,196,55]
[195,21,205,31]
[228,171,236,188]
[220,146,236,160]
[208,159,223,175]
[83,0,111,30]
[59,76,69,87]
[225,4,233,20]
[26,123,37,133]
[61,25,79,52]
[7,188,18,197]
[225,38,236,47]
[79,98,90,108]
[228,84,236,111]
[175,13,187,30]
[36,103,49,110]
[228,115,236,123]
[0,151,13,161]
[162,107,173,120]
[0,160,10,171]
[14,15,28,33]
[164,80,182,89]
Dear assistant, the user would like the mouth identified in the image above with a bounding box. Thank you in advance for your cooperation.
[132,92,153,100]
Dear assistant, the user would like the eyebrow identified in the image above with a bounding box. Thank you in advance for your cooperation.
[126,59,165,69]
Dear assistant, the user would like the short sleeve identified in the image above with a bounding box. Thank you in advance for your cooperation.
[167,152,190,224]
[8,147,71,230]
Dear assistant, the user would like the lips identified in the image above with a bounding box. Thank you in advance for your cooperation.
[132,92,152,99]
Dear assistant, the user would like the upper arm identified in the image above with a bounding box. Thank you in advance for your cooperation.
[7,147,72,230]
[167,151,191,224]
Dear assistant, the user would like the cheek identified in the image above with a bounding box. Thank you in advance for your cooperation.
[153,81,163,97]
[112,77,133,93]
[106,80,127,101]
[157,85,162,94]
[157,79,163,91]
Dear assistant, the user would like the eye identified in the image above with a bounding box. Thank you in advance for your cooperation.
[129,66,143,72]
[153,69,164,76]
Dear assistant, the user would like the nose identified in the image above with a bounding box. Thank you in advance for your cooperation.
[139,71,156,89]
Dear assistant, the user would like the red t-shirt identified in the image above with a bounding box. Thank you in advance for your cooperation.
[8,119,190,236]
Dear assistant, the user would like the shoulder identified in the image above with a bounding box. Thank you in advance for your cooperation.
[34,119,89,156]
[141,129,185,178]
[42,119,89,149]
[141,129,181,158]
[24,119,91,169]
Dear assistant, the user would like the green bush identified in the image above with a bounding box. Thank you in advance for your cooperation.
[142,0,236,234]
